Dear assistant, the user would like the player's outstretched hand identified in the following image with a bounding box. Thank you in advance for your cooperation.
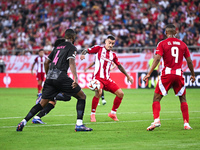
[72,81,78,89]
[190,76,196,83]
[127,76,133,84]
[143,74,150,81]
[80,55,85,60]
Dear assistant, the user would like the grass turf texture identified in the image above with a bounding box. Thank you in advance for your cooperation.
[0,88,199,150]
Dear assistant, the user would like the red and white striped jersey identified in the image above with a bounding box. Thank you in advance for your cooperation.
[34,56,47,73]
[88,45,120,80]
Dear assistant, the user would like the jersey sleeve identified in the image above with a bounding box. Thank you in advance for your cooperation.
[88,45,101,54]
[66,46,77,60]
[113,53,120,66]
[155,41,163,56]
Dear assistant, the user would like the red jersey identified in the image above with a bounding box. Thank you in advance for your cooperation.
[34,56,47,73]
[88,45,120,80]
[156,38,190,76]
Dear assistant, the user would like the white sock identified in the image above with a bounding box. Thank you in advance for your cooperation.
[76,119,83,126]
[91,112,95,115]
[154,118,160,122]
[184,122,189,126]
[111,110,116,114]
[33,116,40,119]
[22,119,27,125]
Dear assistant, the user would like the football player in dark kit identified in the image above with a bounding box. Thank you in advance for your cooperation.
[16,29,93,132]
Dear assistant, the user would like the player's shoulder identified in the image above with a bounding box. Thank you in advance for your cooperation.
[89,45,102,49]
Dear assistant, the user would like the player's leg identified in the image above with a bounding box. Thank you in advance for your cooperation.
[146,93,163,131]
[74,90,93,131]
[146,75,173,131]
[179,95,192,129]
[174,75,192,130]
[37,80,43,95]
[16,99,49,131]
[101,90,106,105]
[107,88,124,121]
[90,89,102,122]
[32,100,56,124]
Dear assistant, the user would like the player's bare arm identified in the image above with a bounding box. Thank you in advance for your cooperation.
[69,58,78,88]
[118,64,133,84]
[84,62,95,72]
[31,62,36,75]
[143,54,161,81]
[186,57,196,83]
[80,49,88,60]
[44,59,51,74]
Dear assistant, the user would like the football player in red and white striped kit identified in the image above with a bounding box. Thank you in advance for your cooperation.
[80,35,133,122]
[31,49,48,95]
[143,24,196,131]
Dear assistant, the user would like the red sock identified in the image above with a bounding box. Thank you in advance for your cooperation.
[152,101,161,119]
[38,85,42,93]
[91,96,99,113]
[181,102,189,123]
[111,96,122,112]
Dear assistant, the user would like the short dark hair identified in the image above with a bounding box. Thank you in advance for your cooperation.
[38,49,43,52]
[165,24,176,29]
[107,35,115,40]
[65,29,76,39]
[54,38,65,47]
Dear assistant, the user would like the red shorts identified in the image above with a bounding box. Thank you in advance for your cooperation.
[155,74,186,96]
[36,72,45,81]
[95,77,120,94]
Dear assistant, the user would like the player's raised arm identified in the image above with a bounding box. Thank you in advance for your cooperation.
[143,54,161,81]
[117,64,133,84]
[69,58,78,88]
[80,49,88,60]
[185,57,195,83]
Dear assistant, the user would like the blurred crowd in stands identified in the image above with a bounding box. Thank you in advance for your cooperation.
[0,0,200,55]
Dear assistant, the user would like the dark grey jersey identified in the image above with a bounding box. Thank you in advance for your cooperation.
[48,41,77,72]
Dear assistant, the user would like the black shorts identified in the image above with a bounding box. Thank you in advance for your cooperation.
[150,70,158,78]
[42,72,81,100]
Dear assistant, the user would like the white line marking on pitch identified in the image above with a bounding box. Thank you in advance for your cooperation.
[1,117,200,129]
[0,111,199,120]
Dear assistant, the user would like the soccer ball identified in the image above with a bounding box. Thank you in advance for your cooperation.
[88,79,100,91]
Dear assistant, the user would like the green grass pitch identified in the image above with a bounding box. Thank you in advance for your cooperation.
[0,88,200,150]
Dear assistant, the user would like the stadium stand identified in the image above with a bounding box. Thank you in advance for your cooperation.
[0,0,199,55]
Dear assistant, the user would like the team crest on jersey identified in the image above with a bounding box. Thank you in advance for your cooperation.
[167,41,172,45]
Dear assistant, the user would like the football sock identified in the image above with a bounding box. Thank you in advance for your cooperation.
[76,99,85,120]
[152,101,161,120]
[24,103,43,122]
[181,102,189,123]
[37,103,54,118]
[76,119,83,126]
[148,79,151,88]
[101,90,105,100]
[91,96,99,113]
[38,84,42,93]
[111,96,122,112]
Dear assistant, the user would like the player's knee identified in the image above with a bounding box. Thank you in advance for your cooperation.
[49,100,56,106]
[80,92,86,100]
[117,91,124,98]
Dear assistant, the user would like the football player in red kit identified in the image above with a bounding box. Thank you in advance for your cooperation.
[31,49,47,95]
[80,35,133,122]
[143,24,196,131]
